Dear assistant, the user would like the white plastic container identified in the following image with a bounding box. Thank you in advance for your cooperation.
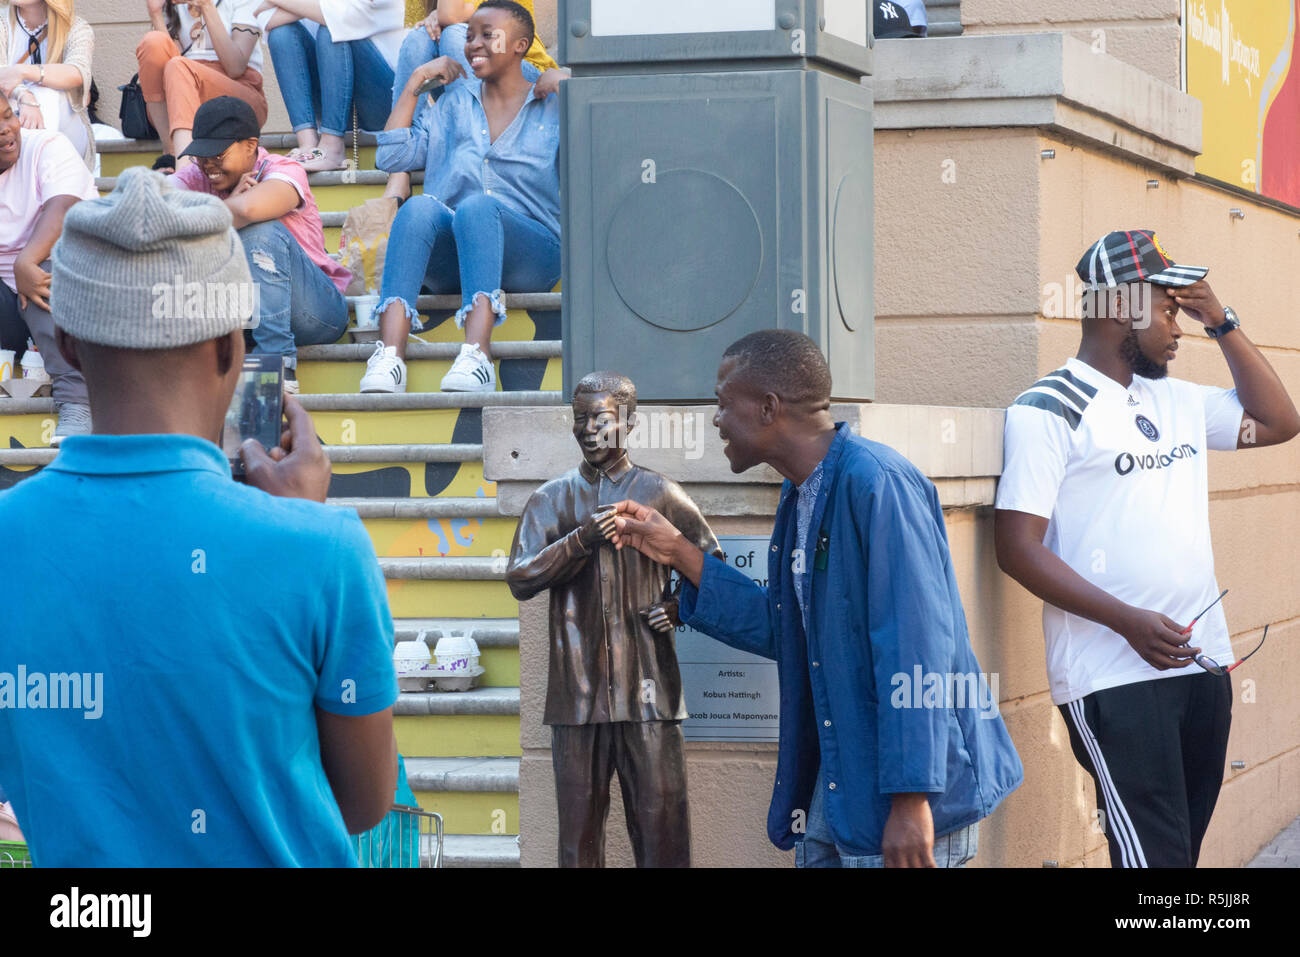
[393,632,435,692]
[354,292,380,329]
[431,664,485,692]
[434,632,480,673]
[20,343,49,384]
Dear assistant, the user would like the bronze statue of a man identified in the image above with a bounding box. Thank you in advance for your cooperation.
[506,371,720,867]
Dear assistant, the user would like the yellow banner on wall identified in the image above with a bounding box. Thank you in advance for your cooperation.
[1186,0,1300,207]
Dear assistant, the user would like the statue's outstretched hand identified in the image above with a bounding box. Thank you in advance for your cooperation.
[608,500,684,564]
[578,505,620,549]
[640,598,680,633]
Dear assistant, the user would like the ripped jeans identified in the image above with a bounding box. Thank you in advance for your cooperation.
[239,220,350,366]
[377,192,561,333]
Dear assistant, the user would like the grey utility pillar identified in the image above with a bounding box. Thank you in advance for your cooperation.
[559,1,875,402]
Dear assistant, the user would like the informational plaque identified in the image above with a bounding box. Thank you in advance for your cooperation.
[674,536,780,742]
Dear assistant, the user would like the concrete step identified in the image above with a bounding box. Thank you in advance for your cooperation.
[441,833,520,868]
[0,389,560,416]
[340,292,561,314]
[407,757,518,791]
[298,390,562,411]
[300,339,561,361]
[333,497,501,519]
[95,167,420,194]
[380,556,506,580]
[394,687,520,758]
[96,132,380,155]
[0,443,481,468]
[407,757,520,836]
[395,686,519,716]
[0,435,492,501]
[381,556,514,619]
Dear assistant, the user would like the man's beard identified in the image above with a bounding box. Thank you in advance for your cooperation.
[1121,328,1168,380]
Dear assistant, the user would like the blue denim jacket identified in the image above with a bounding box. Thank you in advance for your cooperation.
[680,423,1024,855]
[375,77,561,239]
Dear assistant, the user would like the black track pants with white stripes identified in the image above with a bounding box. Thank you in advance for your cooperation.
[1059,671,1232,868]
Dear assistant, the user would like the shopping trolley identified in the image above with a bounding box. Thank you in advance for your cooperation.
[0,840,31,867]
[351,804,443,868]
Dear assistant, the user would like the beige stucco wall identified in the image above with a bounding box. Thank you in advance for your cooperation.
[78,0,559,138]
[962,0,1184,88]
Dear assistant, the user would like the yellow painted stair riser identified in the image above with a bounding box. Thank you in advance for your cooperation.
[410,791,518,836]
[395,714,521,757]
[364,516,517,559]
[386,578,517,620]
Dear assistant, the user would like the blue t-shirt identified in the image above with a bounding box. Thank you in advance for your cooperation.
[0,434,398,866]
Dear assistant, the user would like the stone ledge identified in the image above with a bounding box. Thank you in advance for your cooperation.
[872,33,1201,175]
[485,403,1007,514]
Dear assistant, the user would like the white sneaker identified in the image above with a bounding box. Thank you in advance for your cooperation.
[440,343,496,393]
[360,342,407,393]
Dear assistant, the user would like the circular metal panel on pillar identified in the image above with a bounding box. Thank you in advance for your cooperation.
[832,168,869,332]
[606,169,763,332]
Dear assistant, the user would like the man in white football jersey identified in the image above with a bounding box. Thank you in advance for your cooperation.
[994,229,1299,867]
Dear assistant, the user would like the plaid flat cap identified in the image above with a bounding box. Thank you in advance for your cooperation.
[1076,229,1208,288]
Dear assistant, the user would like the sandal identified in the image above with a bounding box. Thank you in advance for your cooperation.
[286,146,315,163]
[299,147,349,173]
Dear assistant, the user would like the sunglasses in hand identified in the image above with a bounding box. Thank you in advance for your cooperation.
[1180,589,1270,675]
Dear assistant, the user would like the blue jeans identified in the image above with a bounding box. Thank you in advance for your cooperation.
[269,22,395,135]
[795,766,981,868]
[377,193,560,330]
[392,23,540,128]
[266,21,321,133]
[239,220,350,365]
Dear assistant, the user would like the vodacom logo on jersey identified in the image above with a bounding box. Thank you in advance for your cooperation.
[1114,443,1200,476]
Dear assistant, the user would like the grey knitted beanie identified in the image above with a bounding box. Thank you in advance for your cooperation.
[50,166,255,349]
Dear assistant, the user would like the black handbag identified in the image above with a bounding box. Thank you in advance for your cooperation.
[117,73,158,141]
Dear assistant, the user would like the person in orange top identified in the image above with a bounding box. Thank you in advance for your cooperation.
[382,0,565,201]
[135,0,269,160]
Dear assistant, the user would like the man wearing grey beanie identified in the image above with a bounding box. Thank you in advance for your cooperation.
[0,167,400,867]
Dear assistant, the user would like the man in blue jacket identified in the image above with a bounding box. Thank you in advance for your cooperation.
[610,330,1023,866]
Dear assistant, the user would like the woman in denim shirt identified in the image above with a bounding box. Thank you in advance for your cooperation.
[362,0,560,394]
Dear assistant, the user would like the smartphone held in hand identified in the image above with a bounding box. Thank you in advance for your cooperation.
[223,355,284,479]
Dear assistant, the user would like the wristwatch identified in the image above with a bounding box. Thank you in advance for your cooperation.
[1206,306,1240,340]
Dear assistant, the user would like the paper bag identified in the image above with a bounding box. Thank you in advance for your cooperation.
[339,197,400,297]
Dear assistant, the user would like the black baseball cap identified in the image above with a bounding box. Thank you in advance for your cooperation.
[1076,230,1208,288]
[179,96,261,159]
[874,1,923,39]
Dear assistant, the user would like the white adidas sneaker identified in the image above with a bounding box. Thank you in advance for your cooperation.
[360,342,407,393]
[440,343,496,393]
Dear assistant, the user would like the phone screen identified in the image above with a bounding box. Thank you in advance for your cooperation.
[223,355,284,478]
